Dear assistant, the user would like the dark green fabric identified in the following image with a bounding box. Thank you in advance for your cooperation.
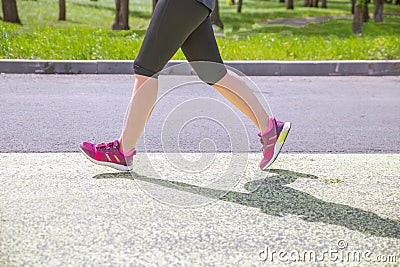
[196,0,216,12]
[133,0,226,84]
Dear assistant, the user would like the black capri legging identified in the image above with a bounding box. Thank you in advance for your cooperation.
[133,0,227,85]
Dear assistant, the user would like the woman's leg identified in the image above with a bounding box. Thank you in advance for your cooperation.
[213,70,270,132]
[181,18,270,133]
[119,74,157,152]
[118,0,210,152]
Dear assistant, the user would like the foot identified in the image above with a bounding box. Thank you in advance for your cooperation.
[258,117,291,170]
[79,139,136,171]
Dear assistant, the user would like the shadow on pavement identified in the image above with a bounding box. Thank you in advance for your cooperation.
[93,169,400,239]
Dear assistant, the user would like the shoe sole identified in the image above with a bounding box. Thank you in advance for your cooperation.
[260,122,291,171]
[79,147,133,172]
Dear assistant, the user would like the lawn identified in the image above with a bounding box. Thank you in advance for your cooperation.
[0,0,399,60]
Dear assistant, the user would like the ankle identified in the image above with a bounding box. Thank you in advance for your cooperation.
[118,138,136,156]
[119,146,136,157]
[260,117,275,134]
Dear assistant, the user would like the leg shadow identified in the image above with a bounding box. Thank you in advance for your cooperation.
[93,169,400,239]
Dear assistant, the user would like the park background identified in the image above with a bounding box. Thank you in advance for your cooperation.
[0,0,399,61]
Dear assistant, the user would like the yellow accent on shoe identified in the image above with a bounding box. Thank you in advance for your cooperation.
[277,130,288,143]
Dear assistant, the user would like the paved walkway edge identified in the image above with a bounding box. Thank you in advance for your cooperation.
[0,59,399,76]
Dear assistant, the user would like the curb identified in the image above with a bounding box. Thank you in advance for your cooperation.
[0,60,399,76]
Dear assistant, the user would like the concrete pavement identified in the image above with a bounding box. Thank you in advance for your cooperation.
[0,153,399,266]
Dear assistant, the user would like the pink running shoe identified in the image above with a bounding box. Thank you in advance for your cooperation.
[258,117,291,170]
[79,139,136,171]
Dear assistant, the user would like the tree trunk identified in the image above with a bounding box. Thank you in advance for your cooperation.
[314,0,319,7]
[362,0,369,22]
[353,4,363,34]
[59,0,66,21]
[152,0,158,13]
[211,0,224,29]
[280,0,285,3]
[286,0,294,9]
[304,0,313,6]
[112,0,129,30]
[351,0,356,13]
[1,0,21,24]
[321,0,327,8]
[374,0,384,22]
[237,0,243,12]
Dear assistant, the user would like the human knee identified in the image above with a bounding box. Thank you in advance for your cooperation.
[191,62,228,85]
[133,61,160,79]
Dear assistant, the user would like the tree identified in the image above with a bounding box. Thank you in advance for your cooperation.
[286,0,294,9]
[59,0,66,21]
[211,0,224,29]
[1,0,21,24]
[363,0,369,22]
[353,0,365,34]
[374,0,384,22]
[112,0,130,30]
[304,0,313,7]
[321,0,327,8]
[237,0,243,12]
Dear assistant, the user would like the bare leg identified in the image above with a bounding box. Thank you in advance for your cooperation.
[212,69,270,133]
[118,74,158,152]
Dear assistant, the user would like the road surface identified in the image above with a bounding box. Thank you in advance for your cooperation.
[1,74,399,266]
[1,74,399,153]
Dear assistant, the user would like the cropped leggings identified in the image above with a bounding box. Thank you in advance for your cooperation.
[133,0,227,85]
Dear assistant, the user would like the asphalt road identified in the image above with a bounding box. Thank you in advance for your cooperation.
[1,74,399,153]
[1,74,399,266]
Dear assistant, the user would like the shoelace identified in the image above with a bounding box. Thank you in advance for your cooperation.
[96,141,115,150]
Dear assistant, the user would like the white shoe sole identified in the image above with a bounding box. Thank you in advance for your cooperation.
[260,122,291,170]
[79,147,133,172]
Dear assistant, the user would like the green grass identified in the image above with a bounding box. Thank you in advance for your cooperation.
[220,0,400,31]
[0,23,147,59]
[0,0,399,60]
